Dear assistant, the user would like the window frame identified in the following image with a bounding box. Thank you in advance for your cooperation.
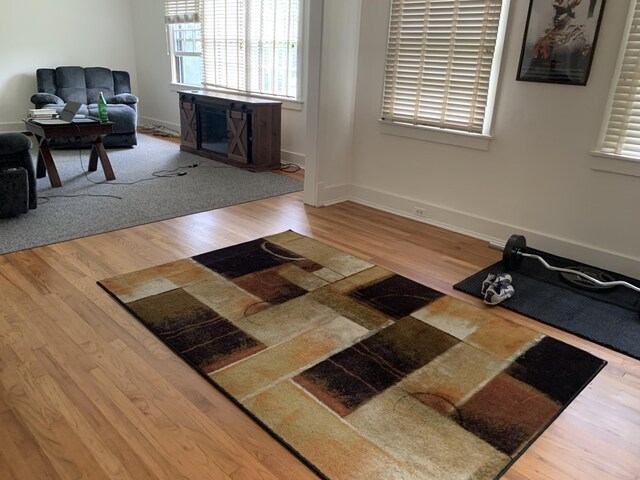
[168,22,204,87]
[378,0,511,148]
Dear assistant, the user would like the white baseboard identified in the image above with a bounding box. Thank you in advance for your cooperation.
[281,150,305,167]
[332,183,640,279]
[322,183,350,206]
[137,116,181,132]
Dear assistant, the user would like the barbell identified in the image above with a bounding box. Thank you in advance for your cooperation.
[489,234,640,294]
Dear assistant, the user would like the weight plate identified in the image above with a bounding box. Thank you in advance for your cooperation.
[503,234,526,271]
[559,266,617,292]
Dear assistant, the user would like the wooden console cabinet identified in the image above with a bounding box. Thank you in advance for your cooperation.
[178,90,282,171]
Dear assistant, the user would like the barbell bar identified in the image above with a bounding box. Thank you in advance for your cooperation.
[489,234,640,294]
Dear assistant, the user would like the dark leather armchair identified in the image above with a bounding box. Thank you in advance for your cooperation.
[30,66,138,148]
[0,133,37,217]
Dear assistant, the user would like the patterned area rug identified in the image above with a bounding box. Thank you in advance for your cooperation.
[98,231,606,480]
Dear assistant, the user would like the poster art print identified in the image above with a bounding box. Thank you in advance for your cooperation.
[517,0,606,85]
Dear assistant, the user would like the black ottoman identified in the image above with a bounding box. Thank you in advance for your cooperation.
[0,133,37,217]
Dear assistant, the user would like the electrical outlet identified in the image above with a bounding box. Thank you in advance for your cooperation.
[414,207,425,217]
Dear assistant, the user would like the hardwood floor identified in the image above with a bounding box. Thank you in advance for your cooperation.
[0,193,638,480]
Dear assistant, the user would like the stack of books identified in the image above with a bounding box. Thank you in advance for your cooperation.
[27,108,57,119]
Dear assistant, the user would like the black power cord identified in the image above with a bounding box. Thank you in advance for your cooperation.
[38,193,122,204]
[79,156,198,185]
[280,162,301,173]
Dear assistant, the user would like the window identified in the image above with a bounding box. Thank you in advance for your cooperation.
[597,0,640,160]
[166,0,203,85]
[202,0,301,100]
[164,0,301,101]
[381,0,507,136]
[169,23,203,85]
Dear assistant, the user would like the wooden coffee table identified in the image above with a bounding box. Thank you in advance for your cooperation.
[24,119,116,188]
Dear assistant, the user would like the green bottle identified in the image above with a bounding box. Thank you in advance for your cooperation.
[97,91,108,122]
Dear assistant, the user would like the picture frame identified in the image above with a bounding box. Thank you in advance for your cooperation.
[516,0,606,85]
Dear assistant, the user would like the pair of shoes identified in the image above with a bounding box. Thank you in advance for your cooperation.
[481,272,515,305]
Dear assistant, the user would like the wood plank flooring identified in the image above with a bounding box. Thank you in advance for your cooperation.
[0,191,638,480]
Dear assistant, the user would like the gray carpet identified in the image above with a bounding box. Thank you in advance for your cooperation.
[0,135,303,254]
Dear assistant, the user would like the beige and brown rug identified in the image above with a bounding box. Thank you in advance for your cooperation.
[99,231,606,480]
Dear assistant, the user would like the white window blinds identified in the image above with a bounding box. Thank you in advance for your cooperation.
[202,0,300,99]
[165,0,201,23]
[382,0,503,134]
[600,0,640,157]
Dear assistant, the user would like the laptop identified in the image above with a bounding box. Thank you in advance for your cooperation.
[32,101,97,125]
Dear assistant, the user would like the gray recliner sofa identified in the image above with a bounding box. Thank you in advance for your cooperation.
[30,66,138,148]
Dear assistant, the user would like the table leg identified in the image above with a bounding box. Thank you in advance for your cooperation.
[37,138,62,188]
[35,135,46,178]
[88,144,99,172]
[91,136,115,181]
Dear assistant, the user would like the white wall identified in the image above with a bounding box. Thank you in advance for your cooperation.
[314,0,361,205]
[323,0,640,278]
[130,0,308,164]
[128,0,175,130]
[0,0,137,132]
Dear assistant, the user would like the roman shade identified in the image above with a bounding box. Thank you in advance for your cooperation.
[165,0,201,24]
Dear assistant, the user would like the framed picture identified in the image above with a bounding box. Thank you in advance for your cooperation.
[516,0,606,85]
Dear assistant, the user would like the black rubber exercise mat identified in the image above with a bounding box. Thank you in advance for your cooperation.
[454,248,640,360]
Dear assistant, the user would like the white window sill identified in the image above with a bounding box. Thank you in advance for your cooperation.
[378,120,491,151]
[589,151,640,178]
[169,83,303,111]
